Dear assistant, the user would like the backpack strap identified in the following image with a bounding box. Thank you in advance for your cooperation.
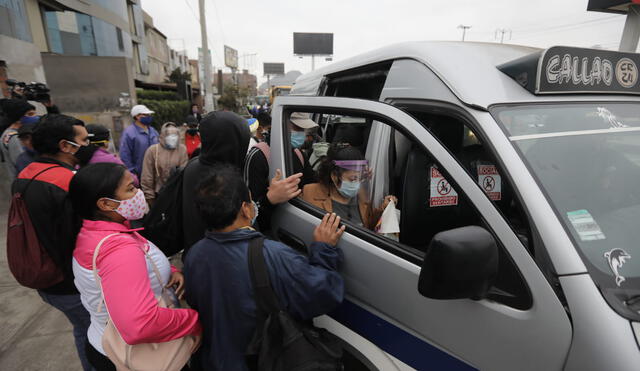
[254,141,271,163]
[247,237,281,318]
[21,165,63,195]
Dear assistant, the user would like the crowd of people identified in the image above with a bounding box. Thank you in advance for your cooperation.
[1,97,382,370]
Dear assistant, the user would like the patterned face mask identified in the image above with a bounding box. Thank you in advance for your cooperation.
[104,189,148,220]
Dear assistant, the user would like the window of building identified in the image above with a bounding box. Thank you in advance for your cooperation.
[116,27,124,51]
[0,0,32,42]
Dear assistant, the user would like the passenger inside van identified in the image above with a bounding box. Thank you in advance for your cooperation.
[302,144,397,230]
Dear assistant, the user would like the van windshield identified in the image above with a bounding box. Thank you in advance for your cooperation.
[491,103,640,319]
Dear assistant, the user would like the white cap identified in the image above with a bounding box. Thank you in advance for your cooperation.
[130,104,154,118]
[290,112,318,129]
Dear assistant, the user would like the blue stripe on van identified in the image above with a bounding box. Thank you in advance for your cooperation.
[329,300,477,370]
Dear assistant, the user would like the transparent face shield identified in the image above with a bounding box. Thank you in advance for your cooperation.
[333,160,369,182]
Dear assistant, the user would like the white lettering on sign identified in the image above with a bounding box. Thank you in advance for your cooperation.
[546,54,613,86]
[477,165,502,201]
[429,166,458,207]
[615,58,638,88]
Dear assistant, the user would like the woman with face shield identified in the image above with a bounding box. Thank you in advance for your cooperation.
[302,145,397,230]
[141,123,188,206]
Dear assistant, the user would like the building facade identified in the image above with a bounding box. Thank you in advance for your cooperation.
[213,70,258,97]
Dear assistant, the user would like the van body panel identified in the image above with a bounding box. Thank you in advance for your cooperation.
[291,42,640,108]
[270,96,572,370]
[560,274,640,370]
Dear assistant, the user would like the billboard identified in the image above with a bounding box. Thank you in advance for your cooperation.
[293,32,333,55]
[263,62,285,76]
[587,0,640,13]
[224,45,238,69]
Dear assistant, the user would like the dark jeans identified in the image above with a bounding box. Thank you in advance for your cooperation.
[38,291,92,371]
[85,343,116,371]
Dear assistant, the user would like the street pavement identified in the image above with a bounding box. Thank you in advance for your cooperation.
[0,164,82,371]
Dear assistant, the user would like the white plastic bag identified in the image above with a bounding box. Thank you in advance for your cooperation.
[376,200,400,241]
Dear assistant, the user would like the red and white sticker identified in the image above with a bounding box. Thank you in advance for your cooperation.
[429,166,458,207]
[477,165,501,201]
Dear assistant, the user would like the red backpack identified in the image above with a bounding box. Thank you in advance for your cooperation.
[7,166,65,289]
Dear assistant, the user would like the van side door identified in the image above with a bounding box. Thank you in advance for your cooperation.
[269,95,572,371]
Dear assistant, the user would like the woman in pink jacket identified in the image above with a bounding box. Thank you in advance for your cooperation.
[69,162,201,370]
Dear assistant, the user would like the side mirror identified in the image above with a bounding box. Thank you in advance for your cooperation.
[418,226,498,300]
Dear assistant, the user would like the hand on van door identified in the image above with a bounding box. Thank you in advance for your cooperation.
[314,213,346,247]
[267,169,303,204]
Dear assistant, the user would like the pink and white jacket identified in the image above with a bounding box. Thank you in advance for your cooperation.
[72,219,201,355]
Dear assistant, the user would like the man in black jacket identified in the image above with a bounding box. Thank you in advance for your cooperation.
[181,111,251,256]
[11,114,92,371]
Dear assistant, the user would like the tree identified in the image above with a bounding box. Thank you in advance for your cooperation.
[166,68,191,84]
[217,84,250,112]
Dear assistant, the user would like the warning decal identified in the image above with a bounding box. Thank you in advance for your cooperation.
[477,164,502,201]
[429,166,458,207]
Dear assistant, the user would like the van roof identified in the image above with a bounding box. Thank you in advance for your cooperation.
[292,41,640,109]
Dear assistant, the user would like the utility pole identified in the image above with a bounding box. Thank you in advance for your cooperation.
[495,28,512,44]
[620,4,640,52]
[199,0,214,111]
[457,25,471,41]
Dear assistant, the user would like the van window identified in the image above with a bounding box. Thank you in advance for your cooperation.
[285,110,532,309]
[322,61,393,99]
[401,108,534,255]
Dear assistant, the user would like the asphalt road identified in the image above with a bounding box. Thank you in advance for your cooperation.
[0,164,82,371]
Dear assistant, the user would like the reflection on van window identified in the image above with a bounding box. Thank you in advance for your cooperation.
[493,103,640,290]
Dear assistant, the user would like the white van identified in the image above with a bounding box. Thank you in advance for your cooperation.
[267,42,640,370]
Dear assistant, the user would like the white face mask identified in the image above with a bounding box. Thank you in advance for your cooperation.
[164,134,179,149]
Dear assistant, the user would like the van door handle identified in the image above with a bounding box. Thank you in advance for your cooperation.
[276,228,308,255]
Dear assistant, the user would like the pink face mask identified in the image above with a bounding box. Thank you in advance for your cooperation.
[105,189,148,220]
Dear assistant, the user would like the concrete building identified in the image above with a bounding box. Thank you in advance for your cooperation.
[170,49,189,74]
[0,0,142,143]
[213,69,258,96]
[139,10,170,85]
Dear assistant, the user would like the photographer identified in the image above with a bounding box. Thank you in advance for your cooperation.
[1,99,38,180]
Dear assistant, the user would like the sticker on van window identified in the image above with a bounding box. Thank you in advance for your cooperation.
[567,209,606,241]
[604,248,631,287]
[477,165,502,201]
[429,166,458,207]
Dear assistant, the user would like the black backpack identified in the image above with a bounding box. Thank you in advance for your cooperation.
[245,237,343,371]
[140,164,186,257]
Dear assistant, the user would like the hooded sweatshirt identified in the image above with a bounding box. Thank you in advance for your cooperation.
[141,123,188,202]
[182,111,250,254]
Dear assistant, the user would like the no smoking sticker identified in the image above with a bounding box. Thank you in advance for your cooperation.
[430,166,458,207]
[477,165,502,201]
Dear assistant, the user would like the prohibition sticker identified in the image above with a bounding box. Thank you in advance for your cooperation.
[477,165,501,201]
[429,166,458,207]
[567,209,606,241]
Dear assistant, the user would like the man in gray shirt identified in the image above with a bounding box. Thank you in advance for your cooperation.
[1,99,37,180]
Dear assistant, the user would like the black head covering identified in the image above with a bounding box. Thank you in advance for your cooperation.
[86,123,111,142]
[198,111,250,168]
[3,99,35,124]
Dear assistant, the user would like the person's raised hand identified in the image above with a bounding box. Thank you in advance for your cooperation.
[267,169,303,204]
[381,195,398,209]
[313,213,346,247]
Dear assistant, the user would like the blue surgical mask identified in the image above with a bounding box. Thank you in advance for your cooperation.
[290,131,306,149]
[20,115,40,125]
[338,180,361,199]
[139,116,153,126]
[251,201,259,226]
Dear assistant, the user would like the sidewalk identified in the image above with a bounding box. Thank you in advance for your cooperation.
[0,165,82,371]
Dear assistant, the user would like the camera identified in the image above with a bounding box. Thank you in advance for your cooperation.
[6,79,51,102]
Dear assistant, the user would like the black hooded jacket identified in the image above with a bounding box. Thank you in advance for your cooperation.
[182,111,250,254]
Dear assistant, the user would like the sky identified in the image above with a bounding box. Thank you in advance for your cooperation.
[142,0,630,85]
